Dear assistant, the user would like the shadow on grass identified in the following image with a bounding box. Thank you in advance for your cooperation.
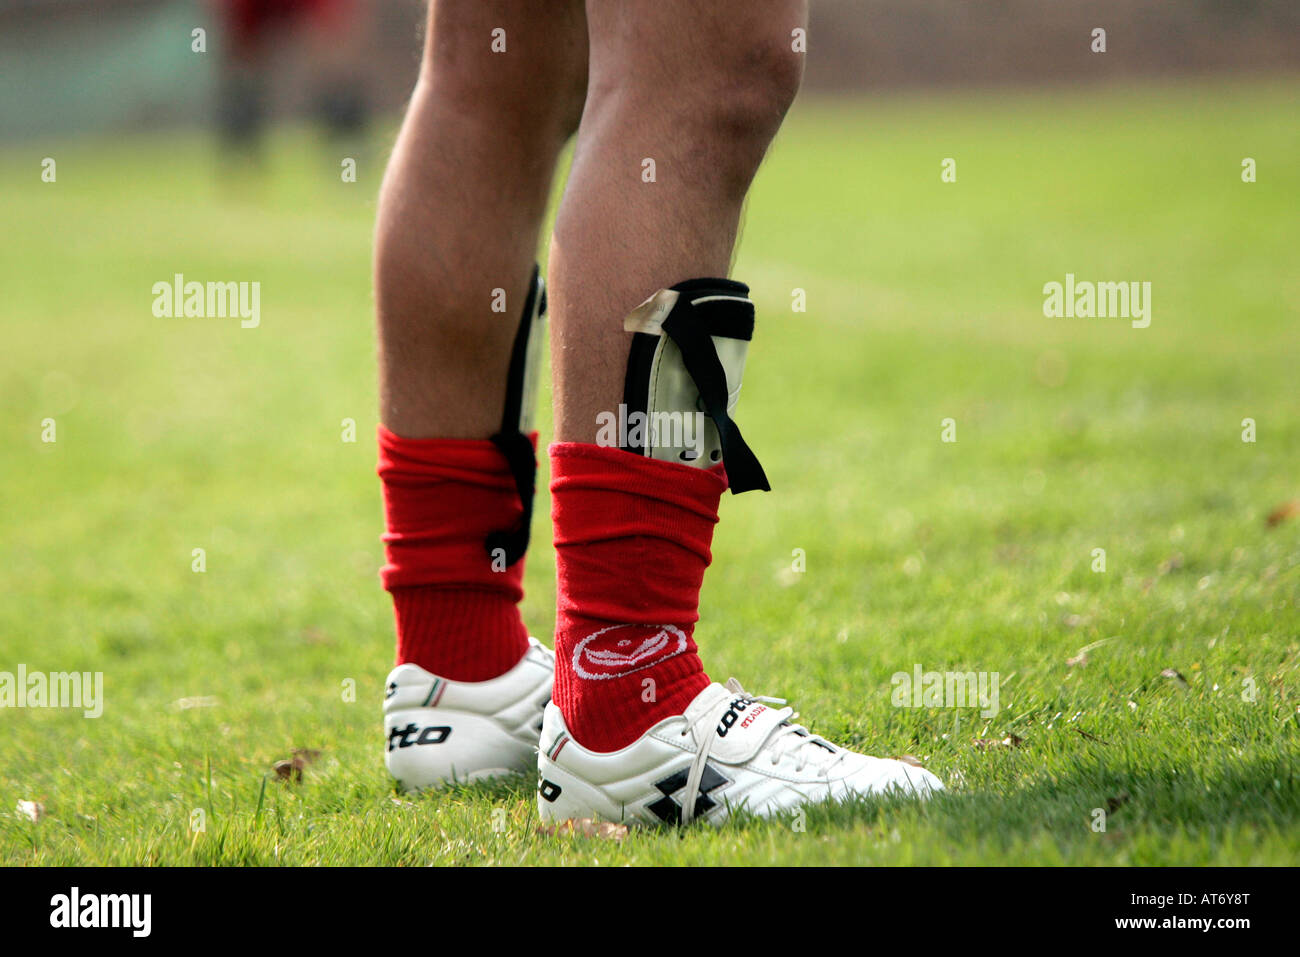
[796,748,1299,843]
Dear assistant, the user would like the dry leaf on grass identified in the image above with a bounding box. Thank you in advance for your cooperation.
[1075,728,1110,745]
[1266,500,1300,527]
[894,754,924,768]
[538,818,628,842]
[1106,792,1132,814]
[1160,668,1190,689]
[973,734,1024,750]
[1158,554,1185,576]
[273,748,322,784]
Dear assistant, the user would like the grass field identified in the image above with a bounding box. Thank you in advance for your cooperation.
[2,78,1298,866]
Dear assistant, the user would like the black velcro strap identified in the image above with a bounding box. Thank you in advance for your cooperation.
[486,429,536,566]
[660,299,770,494]
[484,265,543,566]
[498,266,542,434]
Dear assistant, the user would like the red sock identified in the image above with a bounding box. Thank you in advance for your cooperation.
[378,426,532,682]
[550,442,725,752]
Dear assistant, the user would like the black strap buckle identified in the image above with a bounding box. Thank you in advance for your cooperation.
[659,294,769,494]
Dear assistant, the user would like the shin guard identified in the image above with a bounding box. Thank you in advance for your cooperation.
[620,278,768,493]
[486,264,548,566]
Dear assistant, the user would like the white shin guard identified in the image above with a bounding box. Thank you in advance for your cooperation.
[620,278,769,493]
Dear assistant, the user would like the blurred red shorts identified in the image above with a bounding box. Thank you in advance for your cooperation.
[216,0,356,51]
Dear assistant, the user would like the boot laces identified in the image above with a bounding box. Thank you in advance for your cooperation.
[675,678,847,824]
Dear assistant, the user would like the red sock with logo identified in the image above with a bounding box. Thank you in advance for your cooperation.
[550,442,725,752]
[378,426,532,682]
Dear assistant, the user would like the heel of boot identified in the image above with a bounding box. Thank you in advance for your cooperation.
[536,759,627,824]
[386,708,531,790]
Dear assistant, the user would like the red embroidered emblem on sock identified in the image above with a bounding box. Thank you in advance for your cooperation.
[571,623,689,680]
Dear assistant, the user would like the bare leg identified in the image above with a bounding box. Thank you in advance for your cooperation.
[549,0,807,443]
[542,1,808,753]
[376,0,587,439]
[373,2,586,733]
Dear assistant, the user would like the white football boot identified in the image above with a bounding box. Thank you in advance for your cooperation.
[537,678,942,826]
[384,638,554,789]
